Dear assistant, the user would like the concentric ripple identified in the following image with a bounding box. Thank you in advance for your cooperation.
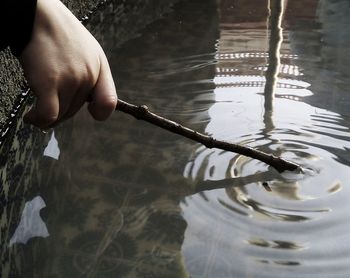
[181,39,350,277]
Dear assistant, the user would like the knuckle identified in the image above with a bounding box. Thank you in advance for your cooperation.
[44,71,60,87]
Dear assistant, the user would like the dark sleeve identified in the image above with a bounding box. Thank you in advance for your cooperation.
[0,0,38,57]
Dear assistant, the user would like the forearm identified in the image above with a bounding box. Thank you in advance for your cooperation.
[0,0,38,56]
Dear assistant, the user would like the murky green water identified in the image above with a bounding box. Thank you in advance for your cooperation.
[5,0,350,277]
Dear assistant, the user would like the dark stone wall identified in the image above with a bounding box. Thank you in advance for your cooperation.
[0,50,25,125]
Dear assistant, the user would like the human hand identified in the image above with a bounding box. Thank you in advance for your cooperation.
[19,0,117,129]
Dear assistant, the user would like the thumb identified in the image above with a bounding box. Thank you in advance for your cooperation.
[88,55,117,121]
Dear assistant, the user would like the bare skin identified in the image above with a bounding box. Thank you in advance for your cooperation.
[19,0,117,129]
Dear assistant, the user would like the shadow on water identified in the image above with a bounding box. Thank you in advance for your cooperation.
[4,0,350,277]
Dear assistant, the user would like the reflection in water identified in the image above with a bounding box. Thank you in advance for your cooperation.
[4,0,350,277]
[9,196,49,246]
[263,0,284,132]
[182,0,350,277]
[43,131,60,160]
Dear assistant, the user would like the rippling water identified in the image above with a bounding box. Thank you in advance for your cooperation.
[8,0,350,277]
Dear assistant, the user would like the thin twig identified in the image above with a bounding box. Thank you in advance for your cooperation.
[116,99,302,173]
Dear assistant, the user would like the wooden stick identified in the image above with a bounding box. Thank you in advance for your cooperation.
[116,99,302,173]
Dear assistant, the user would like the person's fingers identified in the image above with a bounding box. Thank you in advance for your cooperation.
[51,80,87,125]
[88,55,117,121]
[24,90,60,128]
[53,87,88,124]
